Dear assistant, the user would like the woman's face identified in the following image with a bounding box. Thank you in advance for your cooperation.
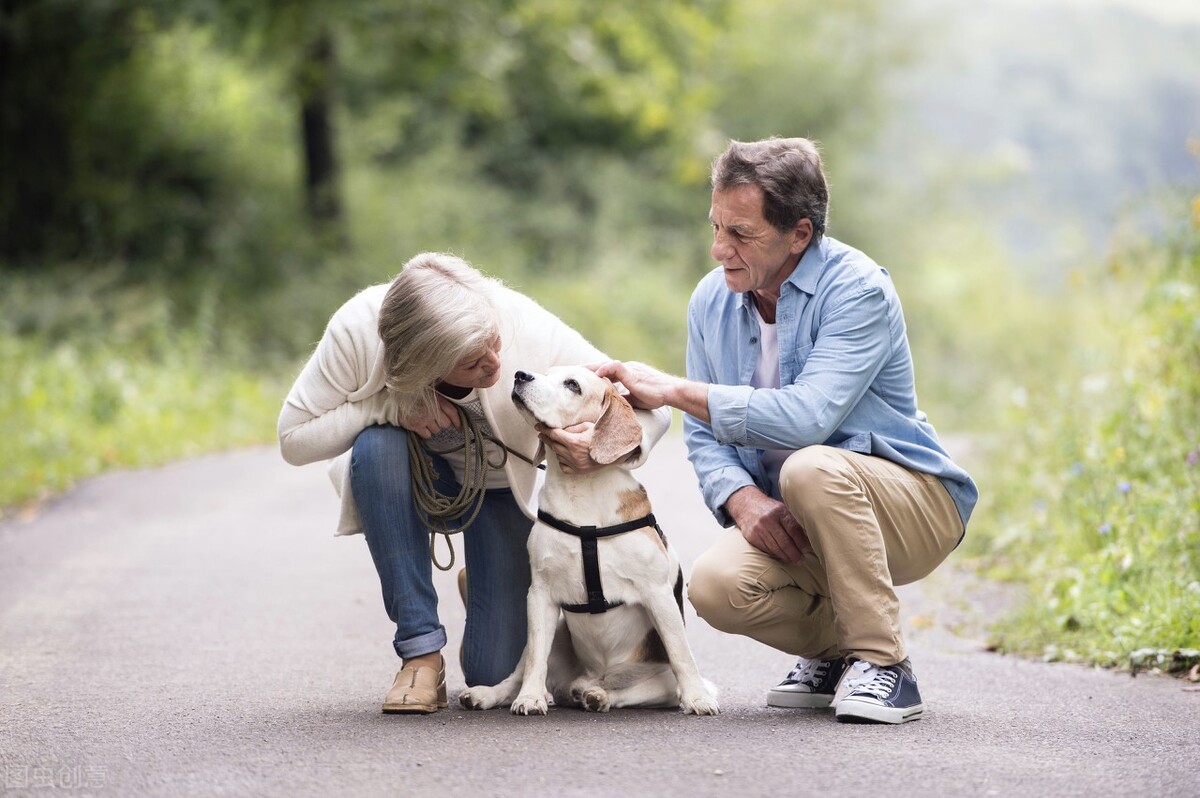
[441,333,503,390]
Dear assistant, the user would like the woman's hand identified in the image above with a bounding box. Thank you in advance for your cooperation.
[399,395,461,439]
[538,422,600,475]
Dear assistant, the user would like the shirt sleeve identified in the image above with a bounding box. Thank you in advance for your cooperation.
[684,297,756,526]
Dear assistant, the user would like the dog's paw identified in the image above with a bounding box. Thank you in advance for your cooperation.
[458,686,499,711]
[510,694,548,716]
[581,686,611,713]
[680,692,720,716]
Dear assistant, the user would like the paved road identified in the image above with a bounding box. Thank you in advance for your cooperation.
[2,434,1197,797]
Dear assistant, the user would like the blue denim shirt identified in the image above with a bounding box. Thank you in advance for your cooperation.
[683,235,978,532]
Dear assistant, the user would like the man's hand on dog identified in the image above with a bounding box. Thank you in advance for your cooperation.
[537,422,600,474]
[725,486,810,564]
[590,360,711,422]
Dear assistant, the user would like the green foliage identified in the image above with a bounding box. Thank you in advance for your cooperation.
[2,5,302,268]
[0,270,283,513]
[963,189,1200,668]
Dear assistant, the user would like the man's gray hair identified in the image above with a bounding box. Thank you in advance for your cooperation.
[711,137,829,238]
[378,252,503,422]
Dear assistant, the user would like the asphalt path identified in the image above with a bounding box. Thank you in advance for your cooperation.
[2,433,1197,797]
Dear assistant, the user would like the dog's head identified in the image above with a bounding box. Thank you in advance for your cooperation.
[511,366,643,465]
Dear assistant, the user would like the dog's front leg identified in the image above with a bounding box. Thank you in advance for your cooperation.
[459,649,526,710]
[510,585,559,716]
[643,590,720,715]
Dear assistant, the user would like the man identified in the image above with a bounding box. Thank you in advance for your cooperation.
[594,137,977,724]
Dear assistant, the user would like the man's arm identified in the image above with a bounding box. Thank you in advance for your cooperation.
[592,318,808,563]
[590,360,711,421]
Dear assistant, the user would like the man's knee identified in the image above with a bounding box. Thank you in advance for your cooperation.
[779,446,857,516]
[688,544,757,634]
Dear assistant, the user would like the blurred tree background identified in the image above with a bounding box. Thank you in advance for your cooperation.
[2,0,1198,668]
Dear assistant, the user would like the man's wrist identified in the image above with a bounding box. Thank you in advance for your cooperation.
[722,485,759,523]
[667,378,710,422]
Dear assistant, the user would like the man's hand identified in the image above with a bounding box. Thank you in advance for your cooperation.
[724,486,810,564]
[398,395,461,439]
[589,360,711,421]
[590,360,674,409]
[538,422,600,475]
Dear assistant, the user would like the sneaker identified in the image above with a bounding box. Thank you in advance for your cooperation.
[767,656,848,708]
[834,659,924,724]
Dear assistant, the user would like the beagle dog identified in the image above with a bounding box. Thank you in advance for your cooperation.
[459,366,719,716]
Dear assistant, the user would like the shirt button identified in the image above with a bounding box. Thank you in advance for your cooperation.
[749,337,758,344]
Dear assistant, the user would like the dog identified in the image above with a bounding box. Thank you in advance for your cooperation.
[458,366,719,716]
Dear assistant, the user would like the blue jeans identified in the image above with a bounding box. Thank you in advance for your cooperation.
[349,425,532,686]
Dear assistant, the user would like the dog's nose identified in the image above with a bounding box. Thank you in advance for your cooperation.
[514,370,534,383]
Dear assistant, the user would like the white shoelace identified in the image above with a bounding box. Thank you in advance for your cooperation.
[785,657,830,686]
[843,660,898,700]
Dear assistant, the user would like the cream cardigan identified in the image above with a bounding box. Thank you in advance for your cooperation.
[278,283,671,536]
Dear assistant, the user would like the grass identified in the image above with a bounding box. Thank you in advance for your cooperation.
[0,271,285,516]
[962,192,1200,672]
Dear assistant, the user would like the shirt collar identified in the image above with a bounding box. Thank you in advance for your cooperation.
[787,237,824,296]
[737,236,825,311]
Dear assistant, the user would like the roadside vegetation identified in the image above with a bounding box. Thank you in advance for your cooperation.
[3,0,1197,671]
[962,189,1200,673]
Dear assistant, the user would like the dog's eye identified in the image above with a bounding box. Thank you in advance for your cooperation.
[563,379,582,395]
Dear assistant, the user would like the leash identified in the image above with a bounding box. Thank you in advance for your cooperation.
[409,404,544,571]
[535,509,665,614]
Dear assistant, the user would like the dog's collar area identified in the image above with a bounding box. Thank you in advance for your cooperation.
[536,510,665,615]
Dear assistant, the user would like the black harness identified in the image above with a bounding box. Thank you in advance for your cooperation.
[536,509,666,614]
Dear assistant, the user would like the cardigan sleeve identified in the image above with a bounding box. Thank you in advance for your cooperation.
[277,289,392,466]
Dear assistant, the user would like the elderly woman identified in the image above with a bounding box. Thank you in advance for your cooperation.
[278,252,670,714]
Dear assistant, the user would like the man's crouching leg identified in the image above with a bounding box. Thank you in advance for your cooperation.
[686,529,838,660]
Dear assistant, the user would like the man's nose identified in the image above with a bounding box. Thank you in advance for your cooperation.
[711,232,733,261]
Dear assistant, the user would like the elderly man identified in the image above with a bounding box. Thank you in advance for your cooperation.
[595,137,977,724]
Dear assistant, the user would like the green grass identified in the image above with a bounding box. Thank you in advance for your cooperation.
[963,195,1200,672]
[0,272,285,516]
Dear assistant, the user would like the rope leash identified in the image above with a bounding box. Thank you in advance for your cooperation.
[407,404,542,571]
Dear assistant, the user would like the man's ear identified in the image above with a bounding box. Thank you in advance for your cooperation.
[589,383,644,465]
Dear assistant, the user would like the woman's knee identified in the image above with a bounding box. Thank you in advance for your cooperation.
[351,425,411,487]
[352,424,408,468]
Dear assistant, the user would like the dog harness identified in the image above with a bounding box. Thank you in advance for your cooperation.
[536,509,666,614]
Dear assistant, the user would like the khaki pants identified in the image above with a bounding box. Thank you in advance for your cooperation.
[687,446,963,666]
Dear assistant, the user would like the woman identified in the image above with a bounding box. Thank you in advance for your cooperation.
[278,252,670,714]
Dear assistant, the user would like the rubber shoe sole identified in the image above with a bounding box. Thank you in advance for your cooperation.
[835,696,924,724]
[767,687,835,709]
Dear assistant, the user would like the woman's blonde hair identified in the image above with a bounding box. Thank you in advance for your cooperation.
[378,252,503,422]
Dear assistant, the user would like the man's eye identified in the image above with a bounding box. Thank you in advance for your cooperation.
[563,379,581,395]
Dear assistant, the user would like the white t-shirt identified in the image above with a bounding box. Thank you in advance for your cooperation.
[750,304,795,498]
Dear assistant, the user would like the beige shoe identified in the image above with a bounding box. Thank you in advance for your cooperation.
[382,657,447,714]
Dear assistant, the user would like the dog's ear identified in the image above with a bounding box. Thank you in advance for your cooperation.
[590,382,644,465]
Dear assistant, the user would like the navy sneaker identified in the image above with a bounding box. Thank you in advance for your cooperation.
[767,656,848,708]
[834,659,924,724]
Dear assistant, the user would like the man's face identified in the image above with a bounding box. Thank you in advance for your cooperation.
[709,183,811,297]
